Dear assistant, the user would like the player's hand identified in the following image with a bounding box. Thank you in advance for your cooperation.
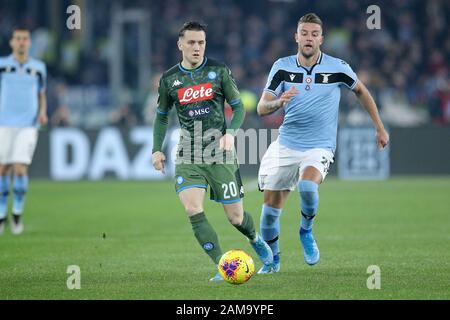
[152,151,166,174]
[219,133,234,151]
[376,128,389,150]
[279,86,299,107]
[38,112,48,126]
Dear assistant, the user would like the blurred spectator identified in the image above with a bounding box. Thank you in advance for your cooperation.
[51,106,71,127]
[110,104,138,128]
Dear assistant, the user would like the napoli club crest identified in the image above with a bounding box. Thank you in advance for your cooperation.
[208,71,217,80]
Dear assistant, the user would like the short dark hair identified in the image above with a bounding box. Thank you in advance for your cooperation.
[178,21,207,38]
[298,13,323,28]
[11,25,30,38]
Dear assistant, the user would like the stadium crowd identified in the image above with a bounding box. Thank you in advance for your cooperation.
[0,0,449,127]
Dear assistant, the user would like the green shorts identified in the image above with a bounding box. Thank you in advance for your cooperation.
[174,162,244,204]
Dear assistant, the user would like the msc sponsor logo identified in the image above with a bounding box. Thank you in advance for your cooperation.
[186,106,211,119]
[177,83,214,104]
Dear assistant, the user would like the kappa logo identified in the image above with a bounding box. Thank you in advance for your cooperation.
[289,74,296,81]
[321,74,332,83]
[172,79,183,87]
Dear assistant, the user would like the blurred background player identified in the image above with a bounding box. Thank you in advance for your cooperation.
[151,22,272,281]
[256,13,389,273]
[0,27,47,235]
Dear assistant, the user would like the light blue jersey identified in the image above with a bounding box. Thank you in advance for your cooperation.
[264,52,358,152]
[0,54,46,127]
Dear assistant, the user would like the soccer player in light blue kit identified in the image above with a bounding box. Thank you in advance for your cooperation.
[0,27,47,235]
[257,13,389,273]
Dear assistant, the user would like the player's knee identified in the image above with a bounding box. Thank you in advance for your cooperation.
[228,213,243,226]
[0,166,11,175]
[261,204,282,226]
[13,167,27,177]
[184,204,203,216]
[263,192,284,209]
[298,180,319,215]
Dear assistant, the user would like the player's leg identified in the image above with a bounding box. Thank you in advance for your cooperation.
[175,164,224,281]
[178,187,224,264]
[257,139,299,273]
[178,187,225,282]
[11,163,28,235]
[0,165,12,235]
[222,200,273,267]
[207,162,273,268]
[0,127,13,234]
[9,127,38,235]
[298,167,322,265]
[298,149,334,266]
[259,190,290,273]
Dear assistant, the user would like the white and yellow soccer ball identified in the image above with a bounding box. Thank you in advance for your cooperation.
[218,249,255,285]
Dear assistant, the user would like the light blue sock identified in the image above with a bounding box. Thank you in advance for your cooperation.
[13,175,28,215]
[260,204,282,255]
[298,180,319,231]
[0,175,10,219]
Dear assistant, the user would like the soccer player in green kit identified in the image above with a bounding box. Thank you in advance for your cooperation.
[151,22,272,281]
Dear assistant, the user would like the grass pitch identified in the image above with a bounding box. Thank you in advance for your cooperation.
[0,177,449,299]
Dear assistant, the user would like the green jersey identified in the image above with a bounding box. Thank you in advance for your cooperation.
[154,57,244,163]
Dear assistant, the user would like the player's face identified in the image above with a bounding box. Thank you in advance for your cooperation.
[295,23,323,58]
[178,30,206,67]
[10,30,31,55]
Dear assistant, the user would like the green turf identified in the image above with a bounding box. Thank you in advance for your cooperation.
[0,177,449,299]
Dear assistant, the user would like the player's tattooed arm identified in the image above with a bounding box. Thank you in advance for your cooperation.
[353,81,389,150]
[257,87,299,116]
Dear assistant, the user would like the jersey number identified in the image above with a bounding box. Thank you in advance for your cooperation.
[222,182,238,199]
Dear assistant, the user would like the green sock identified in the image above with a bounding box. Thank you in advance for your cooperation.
[234,211,256,242]
[189,212,223,264]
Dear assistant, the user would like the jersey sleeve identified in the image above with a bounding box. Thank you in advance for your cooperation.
[221,66,241,107]
[152,76,172,154]
[264,59,283,97]
[156,76,173,115]
[338,60,358,90]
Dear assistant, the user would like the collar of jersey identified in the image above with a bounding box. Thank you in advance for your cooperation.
[178,57,208,74]
[8,54,30,66]
[296,51,323,75]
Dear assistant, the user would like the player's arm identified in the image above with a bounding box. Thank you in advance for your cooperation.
[38,64,48,125]
[257,87,298,116]
[38,91,48,125]
[152,77,172,173]
[257,59,299,116]
[352,81,389,150]
[221,66,245,151]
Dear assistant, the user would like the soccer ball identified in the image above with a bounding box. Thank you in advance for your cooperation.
[218,249,255,285]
